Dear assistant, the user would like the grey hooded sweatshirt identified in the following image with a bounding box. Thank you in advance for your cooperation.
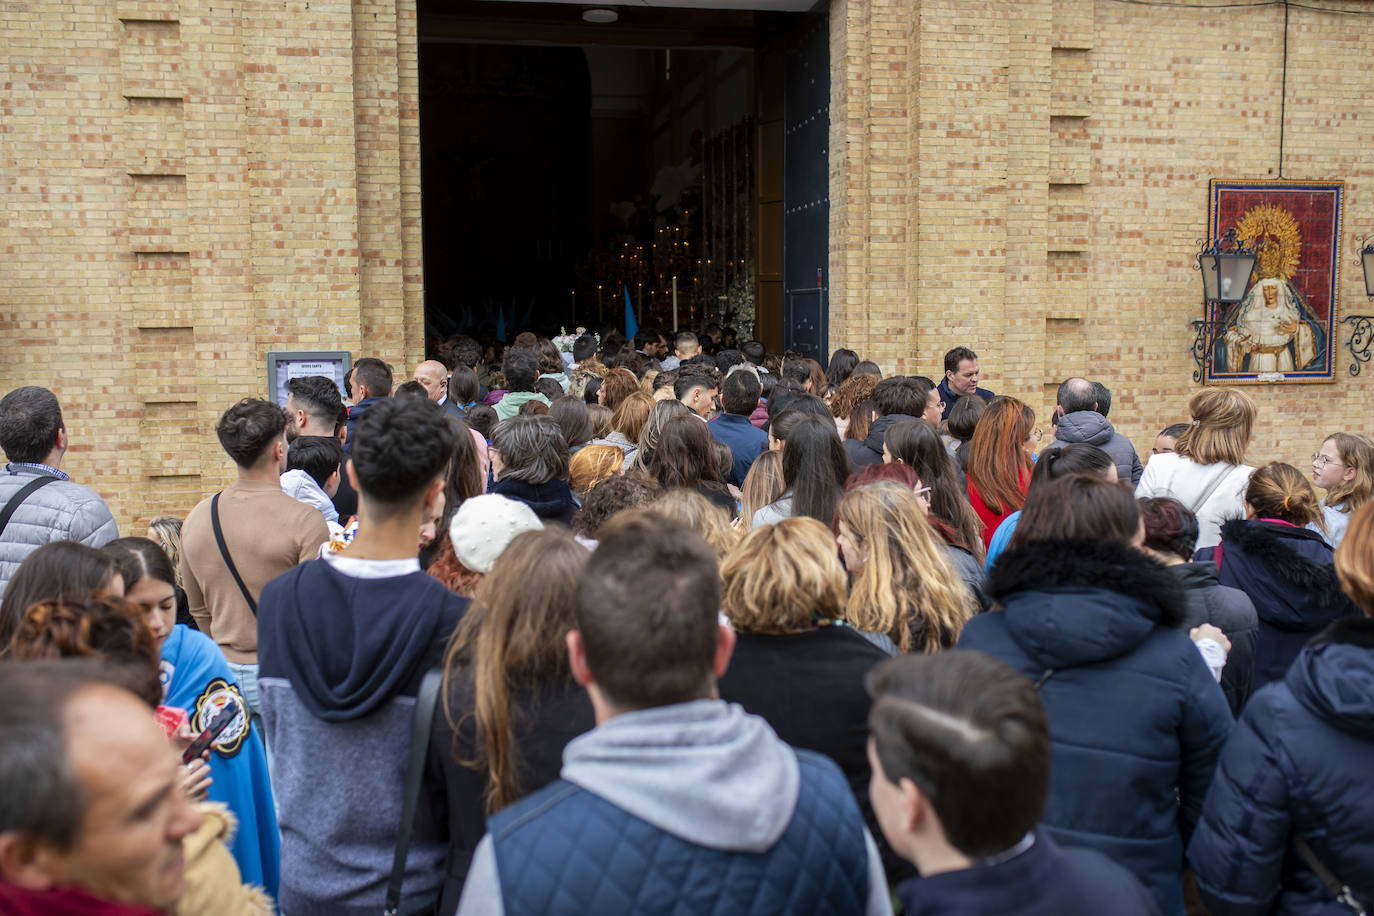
[456,699,892,916]
[1047,410,1144,485]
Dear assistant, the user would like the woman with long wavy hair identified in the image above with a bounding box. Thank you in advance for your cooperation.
[836,481,976,652]
[627,398,691,475]
[648,415,736,514]
[883,418,985,562]
[965,396,1037,547]
[431,529,594,915]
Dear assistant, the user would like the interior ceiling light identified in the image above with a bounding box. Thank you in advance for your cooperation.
[582,7,618,23]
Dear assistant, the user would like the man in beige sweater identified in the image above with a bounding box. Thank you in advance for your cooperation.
[182,398,330,725]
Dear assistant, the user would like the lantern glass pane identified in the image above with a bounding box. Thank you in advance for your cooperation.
[1218,254,1256,302]
[1199,254,1220,301]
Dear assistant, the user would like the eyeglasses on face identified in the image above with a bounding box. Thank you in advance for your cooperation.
[1313,453,1345,469]
[1029,428,1044,442]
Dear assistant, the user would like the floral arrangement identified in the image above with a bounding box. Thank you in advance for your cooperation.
[554,327,596,353]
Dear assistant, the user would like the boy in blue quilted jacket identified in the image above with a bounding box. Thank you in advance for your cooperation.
[455,512,892,916]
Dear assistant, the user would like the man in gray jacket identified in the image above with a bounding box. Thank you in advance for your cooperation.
[1046,377,1143,485]
[0,386,118,598]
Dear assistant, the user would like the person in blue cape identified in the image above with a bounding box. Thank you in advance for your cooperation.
[104,536,280,898]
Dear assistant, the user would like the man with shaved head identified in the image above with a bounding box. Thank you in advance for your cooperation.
[413,361,448,404]
[1045,376,1143,484]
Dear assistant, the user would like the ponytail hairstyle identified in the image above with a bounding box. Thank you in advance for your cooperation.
[1320,432,1374,513]
[966,396,1035,515]
[837,482,976,652]
[1245,461,1324,529]
[1029,443,1115,488]
[884,419,985,561]
[442,529,589,812]
[1173,387,1256,466]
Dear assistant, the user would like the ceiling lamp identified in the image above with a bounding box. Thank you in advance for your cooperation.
[582,7,618,23]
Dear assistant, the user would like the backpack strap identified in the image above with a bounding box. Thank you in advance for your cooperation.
[0,476,60,540]
[1292,835,1369,915]
[384,667,443,916]
[210,492,257,616]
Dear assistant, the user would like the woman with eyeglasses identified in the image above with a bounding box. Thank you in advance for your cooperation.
[1310,432,1374,548]
[1195,461,1361,690]
[965,396,1038,548]
[835,480,976,655]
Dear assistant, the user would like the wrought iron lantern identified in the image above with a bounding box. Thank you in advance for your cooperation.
[1189,228,1258,382]
[1196,228,1258,304]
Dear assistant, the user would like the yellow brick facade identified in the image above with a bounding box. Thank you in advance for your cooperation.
[830,0,1374,473]
[2,0,1371,531]
[1,1,422,532]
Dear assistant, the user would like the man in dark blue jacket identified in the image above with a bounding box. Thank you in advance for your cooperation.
[709,369,768,486]
[868,651,1161,916]
[936,346,995,421]
[259,397,467,916]
[455,514,892,916]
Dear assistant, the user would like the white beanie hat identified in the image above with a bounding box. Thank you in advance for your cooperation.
[448,494,543,574]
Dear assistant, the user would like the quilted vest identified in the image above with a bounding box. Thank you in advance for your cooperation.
[490,749,870,916]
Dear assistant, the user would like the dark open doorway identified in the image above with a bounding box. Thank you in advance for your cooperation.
[417,0,812,353]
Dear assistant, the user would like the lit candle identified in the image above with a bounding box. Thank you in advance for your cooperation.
[672,275,679,333]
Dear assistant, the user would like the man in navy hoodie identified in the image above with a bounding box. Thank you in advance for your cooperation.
[258,397,467,916]
[867,651,1161,916]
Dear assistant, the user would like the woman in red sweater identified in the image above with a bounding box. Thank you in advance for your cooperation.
[966,396,1038,547]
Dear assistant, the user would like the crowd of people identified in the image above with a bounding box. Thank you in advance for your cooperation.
[0,325,1372,916]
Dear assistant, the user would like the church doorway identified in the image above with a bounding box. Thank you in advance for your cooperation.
[417,0,829,358]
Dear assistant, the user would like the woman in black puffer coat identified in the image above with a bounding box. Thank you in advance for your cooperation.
[1195,462,1360,690]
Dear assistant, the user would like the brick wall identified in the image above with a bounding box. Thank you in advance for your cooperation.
[0,0,421,533]
[829,0,1374,470]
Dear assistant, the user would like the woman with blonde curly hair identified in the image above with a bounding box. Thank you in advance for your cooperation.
[836,481,976,652]
[716,517,909,882]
